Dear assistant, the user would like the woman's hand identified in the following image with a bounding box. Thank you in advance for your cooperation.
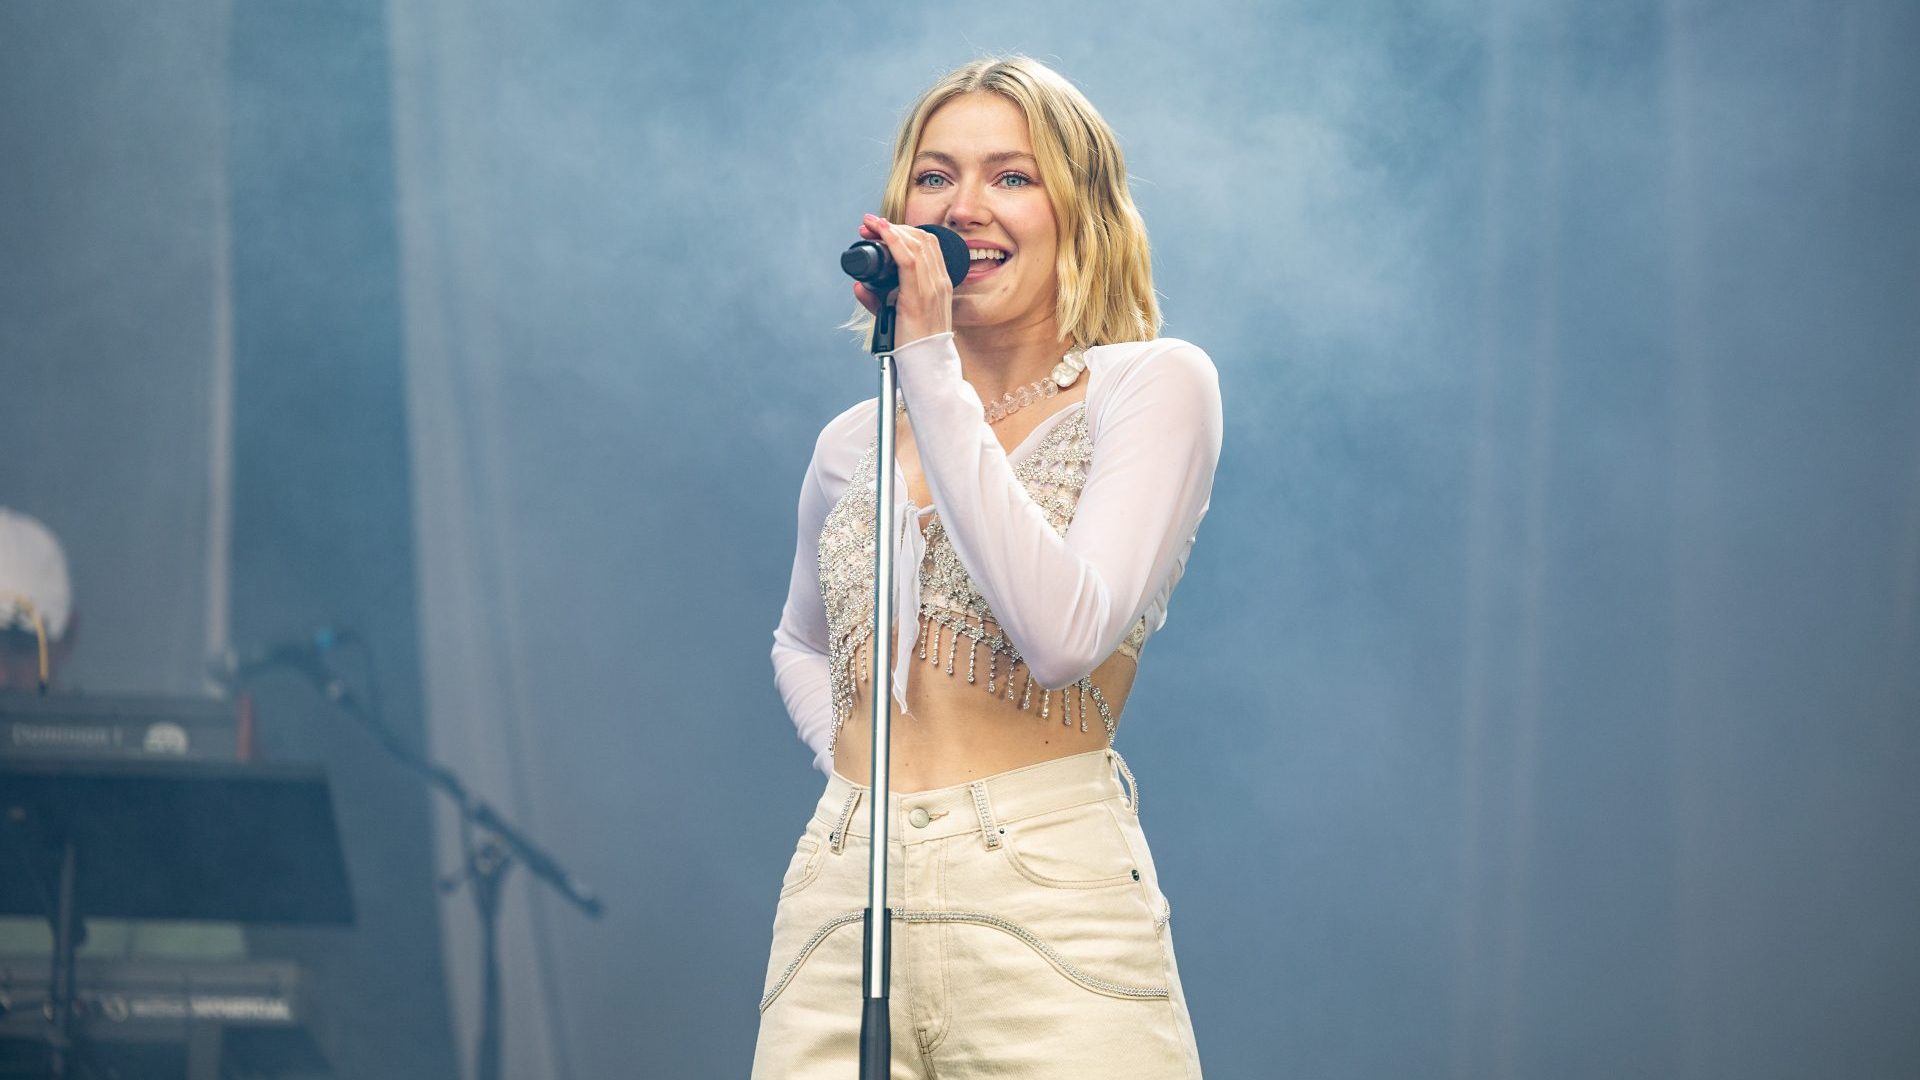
[852,213,954,345]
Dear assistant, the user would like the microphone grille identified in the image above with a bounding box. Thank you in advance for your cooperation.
[920,224,972,287]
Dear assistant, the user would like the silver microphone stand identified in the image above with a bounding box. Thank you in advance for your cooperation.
[859,293,899,1077]
[839,224,969,1080]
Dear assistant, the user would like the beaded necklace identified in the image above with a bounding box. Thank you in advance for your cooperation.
[982,347,1089,425]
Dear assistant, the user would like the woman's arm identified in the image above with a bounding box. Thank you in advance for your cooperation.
[893,333,1223,688]
[771,402,872,773]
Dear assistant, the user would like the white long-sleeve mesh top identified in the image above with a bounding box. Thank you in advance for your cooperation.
[771,332,1223,774]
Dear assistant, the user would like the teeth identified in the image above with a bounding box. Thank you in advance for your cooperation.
[969,249,1007,261]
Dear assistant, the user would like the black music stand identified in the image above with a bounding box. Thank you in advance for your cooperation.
[0,758,354,1079]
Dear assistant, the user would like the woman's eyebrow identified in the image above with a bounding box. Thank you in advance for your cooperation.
[913,150,1038,168]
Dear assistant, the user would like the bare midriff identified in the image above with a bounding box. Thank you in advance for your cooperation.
[832,395,1135,792]
[833,637,1136,792]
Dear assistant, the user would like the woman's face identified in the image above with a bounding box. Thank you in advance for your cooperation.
[902,92,1060,335]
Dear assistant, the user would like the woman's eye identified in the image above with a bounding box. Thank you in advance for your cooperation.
[912,172,1033,189]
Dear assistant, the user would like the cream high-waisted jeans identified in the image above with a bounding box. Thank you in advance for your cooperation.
[750,747,1204,1079]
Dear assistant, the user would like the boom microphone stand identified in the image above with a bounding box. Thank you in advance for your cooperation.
[231,641,602,1080]
[840,224,972,1080]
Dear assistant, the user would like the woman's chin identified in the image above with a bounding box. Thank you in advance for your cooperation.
[950,296,990,324]
[952,300,1041,333]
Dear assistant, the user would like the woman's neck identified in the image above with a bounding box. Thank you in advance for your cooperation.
[953,318,1075,400]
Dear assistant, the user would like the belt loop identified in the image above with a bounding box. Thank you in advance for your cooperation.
[1109,748,1139,815]
[968,781,1002,850]
[829,787,861,854]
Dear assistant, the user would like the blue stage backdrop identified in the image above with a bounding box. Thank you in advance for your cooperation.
[1,2,1916,1078]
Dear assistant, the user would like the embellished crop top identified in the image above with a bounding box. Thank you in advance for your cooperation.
[772,332,1224,775]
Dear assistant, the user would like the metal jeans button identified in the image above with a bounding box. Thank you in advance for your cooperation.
[908,807,931,829]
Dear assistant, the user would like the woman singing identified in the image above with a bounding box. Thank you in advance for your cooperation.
[758,55,1221,1079]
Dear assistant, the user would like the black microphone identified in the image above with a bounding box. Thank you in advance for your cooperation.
[841,223,973,290]
[208,626,356,686]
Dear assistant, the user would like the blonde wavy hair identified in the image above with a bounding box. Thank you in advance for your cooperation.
[850,56,1160,347]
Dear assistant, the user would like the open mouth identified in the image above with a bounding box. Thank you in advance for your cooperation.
[963,248,1009,282]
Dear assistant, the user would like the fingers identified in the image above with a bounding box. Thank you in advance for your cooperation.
[865,213,934,267]
[866,214,903,264]
[858,213,951,342]
[851,281,900,315]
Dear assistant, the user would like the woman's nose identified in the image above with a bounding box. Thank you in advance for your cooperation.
[944,181,989,229]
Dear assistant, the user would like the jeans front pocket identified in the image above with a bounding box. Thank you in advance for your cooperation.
[759,830,859,1014]
[999,799,1140,890]
[777,835,824,899]
[946,802,1173,1004]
